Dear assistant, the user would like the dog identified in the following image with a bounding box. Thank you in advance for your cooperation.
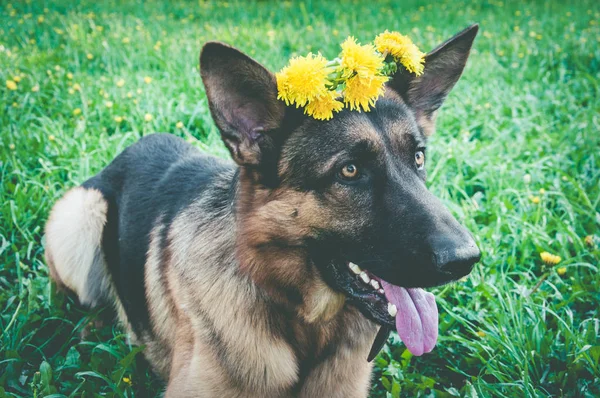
[45,24,480,397]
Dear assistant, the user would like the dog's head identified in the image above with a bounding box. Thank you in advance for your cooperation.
[200,25,480,356]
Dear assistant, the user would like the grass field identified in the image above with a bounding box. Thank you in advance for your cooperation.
[1,0,599,396]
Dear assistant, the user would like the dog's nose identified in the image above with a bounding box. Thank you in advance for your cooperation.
[429,234,481,277]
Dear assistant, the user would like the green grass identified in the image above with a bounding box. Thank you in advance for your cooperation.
[1,0,599,396]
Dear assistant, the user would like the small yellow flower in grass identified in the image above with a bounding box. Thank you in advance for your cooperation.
[67,72,73,80]
[6,80,17,90]
[122,376,132,385]
[31,85,39,92]
[13,76,21,83]
[137,88,143,94]
[127,91,133,98]
[530,196,540,204]
[73,108,82,115]
[38,15,44,23]
[87,53,94,60]
[540,251,561,266]
[97,26,104,32]
[73,83,81,91]
[48,134,55,141]
[539,188,546,194]
[144,113,153,122]
[9,143,16,150]
[116,79,125,87]
[122,37,130,44]
[105,101,114,108]
[556,267,567,276]
[374,30,425,76]
[339,37,384,79]
[144,76,152,84]
[305,91,344,120]
[68,88,75,95]
[114,116,123,123]
[476,331,486,338]
[276,53,331,107]
[584,235,594,247]
[343,74,388,112]
[176,121,184,129]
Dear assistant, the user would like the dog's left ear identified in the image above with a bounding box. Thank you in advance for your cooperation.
[200,42,286,166]
[388,24,478,136]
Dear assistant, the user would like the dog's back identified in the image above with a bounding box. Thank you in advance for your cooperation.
[45,133,236,375]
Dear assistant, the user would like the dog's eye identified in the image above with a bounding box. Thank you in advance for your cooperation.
[339,163,360,180]
[415,151,425,169]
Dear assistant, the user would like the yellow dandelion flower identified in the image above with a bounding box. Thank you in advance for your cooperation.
[31,85,39,92]
[66,72,73,80]
[530,195,540,204]
[144,113,153,122]
[144,76,152,84]
[116,79,125,87]
[339,37,384,79]
[305,91,344,121]
[176,121,184,129]
[13,76,21,83]
[105,101,113,108]
[38,15,44,23]
[539,188,546,194]
[9,143,16,150]
[73,108,82,115]
[122,376,132,385]
[343,74,388,112]
[6,80,17,90]
[114,116,123,123]
[73,83,81,91]
[87,53,94,60]
[276,53,331,107]
[68,88,75,95]
[584,235,594,247]
[48,134,55,141]
[374,30,425,76]
[476,331,486,338]
[556,267,567,276]
[540,251,561,266]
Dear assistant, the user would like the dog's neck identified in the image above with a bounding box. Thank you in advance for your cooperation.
[231,167,346,324]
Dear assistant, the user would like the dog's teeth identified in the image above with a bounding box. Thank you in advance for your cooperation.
[387,303,397,317]
[348,262,362,275]
[378,288,385,295]
[370,280,380,290]
[359,272,370,284]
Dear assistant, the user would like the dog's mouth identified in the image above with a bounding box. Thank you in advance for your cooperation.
[324,260,438,361]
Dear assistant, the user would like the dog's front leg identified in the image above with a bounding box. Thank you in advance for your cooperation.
[298,342,374,398]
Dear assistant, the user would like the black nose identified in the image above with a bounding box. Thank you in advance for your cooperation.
[430,234,481,278]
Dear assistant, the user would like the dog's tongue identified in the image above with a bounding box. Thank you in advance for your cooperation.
[380,281,438,356]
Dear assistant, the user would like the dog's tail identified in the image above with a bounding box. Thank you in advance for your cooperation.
[45,187,112,308]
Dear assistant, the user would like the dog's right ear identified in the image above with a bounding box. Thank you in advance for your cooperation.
[200,42,286,167]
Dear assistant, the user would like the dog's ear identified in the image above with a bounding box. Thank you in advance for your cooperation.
[200,42,286,166]
[388,24,478,136]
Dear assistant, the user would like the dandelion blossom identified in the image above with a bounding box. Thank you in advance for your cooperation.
[305,91,344,120]
[343,74,388,112]
[144,113,153,122]
[339,37,384,79]
[276,53,331,107]
[6,80,17,90]
[540,251,561,266]
[374,31,425,76]
[176,121,184,129]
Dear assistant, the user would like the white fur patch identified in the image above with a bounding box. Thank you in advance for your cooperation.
[45,187,110,307]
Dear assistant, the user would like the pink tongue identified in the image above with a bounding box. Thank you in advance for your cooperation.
[380,281,438,356]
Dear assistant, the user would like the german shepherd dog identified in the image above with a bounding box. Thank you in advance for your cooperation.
[45,25,480,397]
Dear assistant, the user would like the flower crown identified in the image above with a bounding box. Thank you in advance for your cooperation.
[276,31,425,121]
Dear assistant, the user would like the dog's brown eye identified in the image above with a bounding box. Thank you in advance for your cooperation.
[340,163,359,180]
[415,151,425,169]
